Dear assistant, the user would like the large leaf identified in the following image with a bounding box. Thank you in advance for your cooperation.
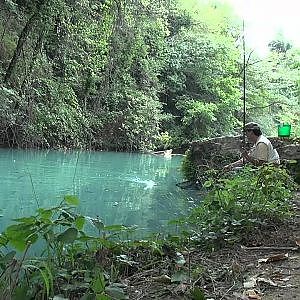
[57,228,78,243]
[92,272,105,294]
[9,239,27,252]
[37,208,53,220]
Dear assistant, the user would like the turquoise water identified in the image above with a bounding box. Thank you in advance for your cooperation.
[0,149,198,235]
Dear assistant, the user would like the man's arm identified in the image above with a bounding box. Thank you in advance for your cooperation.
[224,158,244,170]
[242,143,268,166]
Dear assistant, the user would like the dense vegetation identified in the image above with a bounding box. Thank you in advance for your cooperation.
[1,0,299,151]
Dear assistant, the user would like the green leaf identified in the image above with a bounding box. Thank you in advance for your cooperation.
[39,268,51,298]
[92,272,105,294]
[37,208,53,220]
[64,195,79,206]
[191,287,206,300]
[75,216,85,230]
[57,228,78,243]
[24,263,52,298]
[6,224,34,241]
[9,239,27,252]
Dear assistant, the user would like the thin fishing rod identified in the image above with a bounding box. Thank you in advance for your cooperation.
[242,20,246,147]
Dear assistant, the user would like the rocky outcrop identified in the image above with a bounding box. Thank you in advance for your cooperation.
[190,136,300,169]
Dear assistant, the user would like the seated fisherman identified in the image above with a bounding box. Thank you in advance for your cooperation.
[225,122,280,169]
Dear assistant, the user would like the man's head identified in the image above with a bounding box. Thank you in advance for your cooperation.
[244,122,262,142]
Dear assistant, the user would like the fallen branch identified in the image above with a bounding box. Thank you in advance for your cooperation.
[241,245,298,251]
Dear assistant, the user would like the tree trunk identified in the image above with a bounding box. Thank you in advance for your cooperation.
[3,0,47,83]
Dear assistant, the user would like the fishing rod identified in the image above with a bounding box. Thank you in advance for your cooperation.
[242,20,246,147]
[239,19,248,167]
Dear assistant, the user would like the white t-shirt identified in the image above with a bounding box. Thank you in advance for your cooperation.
[249,135,280,164]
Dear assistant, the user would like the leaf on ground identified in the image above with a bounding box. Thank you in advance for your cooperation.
[295,238,300,247]
[152,275,171,284]
[258,253,288,263]
[243,289,262,299]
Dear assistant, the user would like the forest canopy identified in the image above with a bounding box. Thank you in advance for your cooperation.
[0,0,299,151]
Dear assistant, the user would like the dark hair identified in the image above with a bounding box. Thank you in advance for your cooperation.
[251,128,262,136]
[245,122,262,136]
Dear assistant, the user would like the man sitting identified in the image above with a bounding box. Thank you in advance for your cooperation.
[225,122,280,169]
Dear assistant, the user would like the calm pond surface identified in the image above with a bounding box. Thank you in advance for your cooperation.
[0,148,199,235]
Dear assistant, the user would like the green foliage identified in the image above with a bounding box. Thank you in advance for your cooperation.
[181,150,197,181]
[0,86,28,147]
[178,166,295,248]
[245,47,300,137]
[0,196,136,298]
[0,0,299,150]
[26,79,91,149]
[160,4,241,145]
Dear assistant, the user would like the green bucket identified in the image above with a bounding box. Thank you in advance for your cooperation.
[278,123,291,137]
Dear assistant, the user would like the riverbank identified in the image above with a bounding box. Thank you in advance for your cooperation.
[125,192,300,299]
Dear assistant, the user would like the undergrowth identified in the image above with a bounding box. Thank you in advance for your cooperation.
[173,165,296,250]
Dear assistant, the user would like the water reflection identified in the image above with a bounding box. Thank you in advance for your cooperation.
[0,149,198,235]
